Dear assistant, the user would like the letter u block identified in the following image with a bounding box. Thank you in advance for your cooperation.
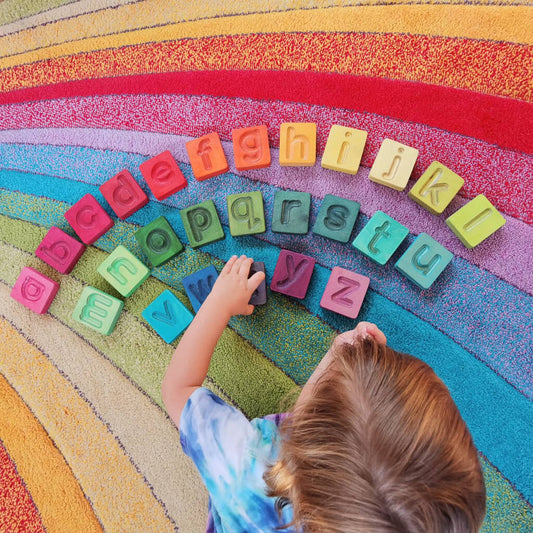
[279,123,316,166]
[369,139,419,191]
[186,132,229,181]
[227,191,266,236]
[139,151,187,200]
[97,245,150,297]
[35,226,85,274]
[232,125,271,170]
[72,286,124,335]
[271,250,315,299]
[320,267,370,319]
[64,194,114,245]
[312,194,360,243]
[11,267,60,314]
[321,125,368,175]
[135,216,184,267]
[99,169,149,219]
[271,191,311,234]
[182,265,218,313]
[180,200,225,248]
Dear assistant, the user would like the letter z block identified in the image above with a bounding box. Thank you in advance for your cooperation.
[35,226,85,274]
[321,125,368,175]
[99,169,149,219]
[182,265,218,313]
[369,139,419,191]
[271,191,311,234]
[186,132,229,181]
[232,125,271,170]
[139,151,187,200]
[271,250,315,299]
[227,191,266,236]
[279,123,316,166]
[320,267,370,319]
[180,200,225,248]
[11,267,60,314]
[135,216,184,267]
[72,286,124,335]
[312,194,360,243]
[249,261,267,306]
[64,194,114,245]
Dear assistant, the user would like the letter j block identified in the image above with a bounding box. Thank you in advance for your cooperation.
[320,267,370,319]
[64,194,114,245]
[72,286,124,335]
[369,139,419,191]
[271,250,315,299]
[11,267,60,314]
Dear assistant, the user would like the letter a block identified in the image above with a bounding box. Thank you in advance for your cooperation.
[271,191,311,234]
[186,132,229,181]
[11,267,60,314]
[232,125,271,170]
[182,265,218,313]
[249,261,267,306]
[99,169,149,219]
[369,139,419,191]
[320,267,370,319]
[395,233,453,290]
[321,125,368,175]
[139,151,187,200]
[446,195,506,249]
[72,286,124,335]
[142,290,194,343]
[97,245,150,297]
[135,216,183,267]
[271,250,315,299]
[353,211,409,265]
[313,194,360,243]
[64,194,114,245]
[35,226,85,274]
[279,123,316,166]
[227,191,266,236]
[180,200,225,248]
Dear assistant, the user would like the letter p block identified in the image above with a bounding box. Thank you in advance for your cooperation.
[180,200,225,248]
[72,286,124,335]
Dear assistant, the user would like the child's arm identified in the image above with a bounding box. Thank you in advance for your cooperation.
[162,255,265,427]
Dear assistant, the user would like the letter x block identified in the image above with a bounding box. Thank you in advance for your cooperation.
[320,267,370,319]
[139,151,187,200]
[227,191,266,236]
[99,169,149,219]
[135,216,184,267]
[186,132,229,181]
[271,250,315,299]
[271,191,311,234]
[312,194,360,243]
[182,265,218,313]
[11,267,60,314]
[180,200,225,248]
[35,226,85,274]
[72,286,124,335]
[64,194,114,245]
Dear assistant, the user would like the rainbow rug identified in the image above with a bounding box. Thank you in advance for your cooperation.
[0,1,532,531]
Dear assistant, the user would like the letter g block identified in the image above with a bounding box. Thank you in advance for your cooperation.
[11,266,60,314]
[72,286,124,335]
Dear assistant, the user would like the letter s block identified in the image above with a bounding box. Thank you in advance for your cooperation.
[99,169,149,219]
[180,200,225,248]
[227,191,266,236]
[271,250,315,299]
[186,132,229,181]
[139,151,187,200]
[11,267,60,314]
[232,125,271,170]
[64,194,114,245]
[320,267,370,319]
[135,216,184,267]
[72,286,124,335]
[35,226,85,274]
[182,265,218,313]
[312,194,360,243]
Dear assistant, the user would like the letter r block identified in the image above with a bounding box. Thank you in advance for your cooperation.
[11,267,60,314]
[64,194,114,245]
[279,123,316,166]
[72,286,123,335]
[99,169,149,219]
[271,191,311,234]
[182,265,218,313]
[320,267,370,319]
[312,194,360,243]
[139,151,187,200]
[227,191,266,236]
[35,226,85,274]
[369,139,419,191]
[232,125,271,170]
[271,250,316,299]
[135,216,184,267]
[186,132,229,181]
[180,200,225,248]
[321,125,368,175]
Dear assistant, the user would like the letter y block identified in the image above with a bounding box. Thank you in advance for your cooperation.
[271,250,315,299]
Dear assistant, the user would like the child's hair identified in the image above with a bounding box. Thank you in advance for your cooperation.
[264,337,486,532]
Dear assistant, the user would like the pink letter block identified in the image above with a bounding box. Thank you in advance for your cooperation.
[35,227,85,274]
[139,151,187,200]
[11,267,60,314]
[99,169,149,219]
[320,267,370,319]
[64,194,114,245]
[271,250,315,299]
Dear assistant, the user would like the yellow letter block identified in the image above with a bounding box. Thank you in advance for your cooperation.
[279,123,316,166]
[446,195,506,249]
[409,161,465,215]
[369,139,419,191]
[321,125,368,175]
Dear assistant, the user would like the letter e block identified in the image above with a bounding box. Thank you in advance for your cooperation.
[135,216,183,267]
[139,151,187,200]
[321,125,368,175]
[369,139,419,191]
[249,261,267,306]
[35,226,85,274]
[182,265,218,313]
[232,125,271,170]
[180,200,225,248]
[99,169,149,219]
[72,286,123,335]
[312,194,360,243]
[186,132,229,181]
[279,123,316,167]
[271,191,311,234]
[227,191,266,236]
[320,267,369,319]
[271,250,315,299]
[11,267,59,314]
[64,194,114,245]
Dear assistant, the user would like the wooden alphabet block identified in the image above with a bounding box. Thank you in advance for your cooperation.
[279,123,316,166]
[72,286,124,335]
[312,194,360,243]
[180,200,225,248]
[186,132,229,181]
[139,151,187,200]
[227,191,266,236]
[99,169,149,219]
[271,250,315,299]
[369,139,419,191]
[320,267,370,319]
[135,216,183,267]
[321,125,368,175]
[232,125,271,170]
[35,226,85,274]
[64,194,114,245]
[182,265,218,313]
[11,267,60,314]
[271,191,311,234]
[249,261,267,306]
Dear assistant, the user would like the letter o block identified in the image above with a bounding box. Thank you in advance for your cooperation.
[135,216,184,267]
[232,125,271,170]
[139,151,187,200]
[227,191,266,236]
[312,194,360,243]
[180,200,225,248]
[11,267,60,314]
[320,267,370,319]
[99,169,149,219]
[186,132,229,181]
[271,250,315,299]
[72,286,124,335]
[35,226,85,274]
[64,194,114,245]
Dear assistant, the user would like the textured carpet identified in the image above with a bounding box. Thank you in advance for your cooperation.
[0,1,532,532]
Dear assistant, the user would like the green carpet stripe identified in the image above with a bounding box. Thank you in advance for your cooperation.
[0,0,79,25]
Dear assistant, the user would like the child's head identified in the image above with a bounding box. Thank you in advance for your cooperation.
[265,336,486,532]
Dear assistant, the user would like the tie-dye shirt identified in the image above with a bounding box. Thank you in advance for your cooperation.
[179,387,296,532]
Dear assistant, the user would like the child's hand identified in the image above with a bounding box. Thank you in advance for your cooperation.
[335,321,387,346]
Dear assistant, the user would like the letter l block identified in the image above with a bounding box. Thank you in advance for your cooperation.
[11,267,60,314]
[72,286,124,335]
[271,250,315,299]
[320,267,370,319]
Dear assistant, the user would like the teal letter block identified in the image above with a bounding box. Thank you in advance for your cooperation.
[312,194,360,243]
[352,211,409,265]
[72,286,124,335]
[395,233,453,289]
[180,200,225,248]
[142,290,193,343]
[227,191,266,236]
[97,245,150,297]
[271,190,311,234]
[135,216,184,267]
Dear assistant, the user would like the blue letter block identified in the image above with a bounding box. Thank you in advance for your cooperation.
[312,194,360,243]
[182,265,219,313]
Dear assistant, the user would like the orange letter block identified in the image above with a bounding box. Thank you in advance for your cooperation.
[186,132,229,181]
[232,125,271,171]
[279,123,316,166]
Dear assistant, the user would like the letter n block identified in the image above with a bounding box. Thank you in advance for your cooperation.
[312,194,360,243]
[249,261,267,306]
[35,226,85,274]
[279,123,316,166]
[180,200,225,248]
[99,169,149,219]
[182,265,218,313]
[139,151,187,200]
[135,216,184,267]
[320,267,370,319]
[72,286,124,335]
[227,191,266,236]
[271,250,315,299]
[11,267,59,314]
[64,194,114,245]
[232,125,271,170]
[369,139,419,191]
[321,125,368,175]
[186,132,229,181]
[271,191,311,234]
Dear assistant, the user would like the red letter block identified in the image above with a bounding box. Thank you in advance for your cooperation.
[11,267,60,314]
[271,250,315,299]
[35,226,85,274]
[64,194,114,245]
[320,267,370,319]
[139,151,187,200]
[99,169,149,219]
[186,132,229,181]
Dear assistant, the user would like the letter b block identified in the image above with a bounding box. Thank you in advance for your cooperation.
[135,216,184,267]
[227,191,266,236]
[232,125,271,170]
[64,194,114,245]
[182,265,218,313]
[271,191,311,234]
[369,139,419,191]
[35,226,85,274]
[279,123,316,166]
[321,125,368,175]
[312,194,360,243]
[139,151,187,200]
[186,132,229,181]
[271,250,315,299]
[180,200,225,248]
[11,267,60,314]
[320,267,370,319]
[72,286,124,335]
[99,169,149,219]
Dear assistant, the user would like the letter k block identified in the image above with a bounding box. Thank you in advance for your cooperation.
[271,250,316,299]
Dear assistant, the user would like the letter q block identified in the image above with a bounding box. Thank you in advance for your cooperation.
[279,123,316,166]
[72,286,123,335]
[99,169,149,219]
[135,216,183,267]
[271,250,315,299]
[11,267,60,314]
[232,125,271,170]
[369,139,419,191]
[186,132,229,181]
[321,125,368,175]
[139,151,187,200]
[227,191,266,236]
[320,267,370,319]
[35,226,85,274]
[64,194,114,245]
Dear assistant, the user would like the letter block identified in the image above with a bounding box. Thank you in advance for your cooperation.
[99,169,149,219]
[64,194,114,245]
[321,125,368,175]
[320,267,370,319]
[186,132,229,181]
[142,290,193,344]
[395,233,453,290]
[11,267,60,314]
[249,261,267,306]
[232,125,271,171]
[446,194,506,249]
[227,191,266,236]
[271,191,311,234]
[182,265,218,313]
[312,194,360,243]
[35,226,85,274]
[352,211,409,265]
[279,123,316,167]
[408,161,464,215]
[72,286,124,335]
[97,245,150,297]
[139,151,187,200]
[180,200,225,248]
[271,250,315,299]
[135,216,184,267]
[369,139,419,191]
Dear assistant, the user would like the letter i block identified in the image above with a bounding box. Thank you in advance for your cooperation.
[395,233,453,290]
[99,169,149,219]
[320,267,370,319]
[11,267,60,314]
[72,286,124,335]
[271,191,311,234]
[227,191,266,236]
[232,125,271,170]
[139,151,187,200]
[142,290,194,344]
[35,226,85,274]
[446,194,506,249]
[312,194,360,243]
[249,261,267,306]
[369,139,419,191]
[186,132,229,181]
[182,265,218,313]
[64,194,114,245]
[321,125,368,175]
[97,245,150,297]
[353,211,409,265]
[135,216,183,267]
[180,200,225,248]
[279,123,316,166]
[271,250,316,299]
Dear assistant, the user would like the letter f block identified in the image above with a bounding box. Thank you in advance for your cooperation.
[186,132,229,181]
[72,286,124,335]
[271,250,315,299]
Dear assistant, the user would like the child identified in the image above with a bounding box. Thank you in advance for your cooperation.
[162,255,486,532]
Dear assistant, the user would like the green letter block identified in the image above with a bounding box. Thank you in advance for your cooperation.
[312,194,360,243]
[72,286,124,335]
[227,191,266,236]
[135,216,183,267]
[180,200,225,248]
[271,190,311,234]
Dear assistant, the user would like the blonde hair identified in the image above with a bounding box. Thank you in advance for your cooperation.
[264,338,486,532]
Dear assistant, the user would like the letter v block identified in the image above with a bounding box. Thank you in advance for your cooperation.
[312,194,360,243]
[271,250,315,299]
[35,226,85,274]
[99,169,149,219]
[135,216,184,267]
[139,151,187,200]
[227,191,266,236]
[64,194,114,245]
[11,267,60,314]
[180,200,225,248]
[142,290,194,343]
[320,267,370,319]
[72,286,124,335]
[186,132,229,181]
[271,191,311,234]
[182,265,219,313]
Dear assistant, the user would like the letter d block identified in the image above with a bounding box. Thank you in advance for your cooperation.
[182,265,218,313]
[99,169,149,219]
[97,245,150,297]
[35,226,85,274]
[232,125,271,171]
[186,132,229,181]
[312,194,360,243]
[271,191,311,234]
[135,216,183,267]
[227,191,266,236]
[180,200,225,248]
[11,267,60,314]
[139,151,187,200]
[369,139,419,191]
[64,194,114,245]
[395,233,453,290]
[321,125,368,175]
[271,250,315,299]
[72,286,124,335]
[320,267,370,319]
[279,123,316,166]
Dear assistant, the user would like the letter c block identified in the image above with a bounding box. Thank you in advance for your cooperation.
[135,216,184,267]
[320,267,370,319]
[180,200,225,248]
[279,123,316,166]
[99,169,149,219]
[186,132,229,181]
[227,191,266,236]
[139,151,187,200]
[11,267,60,314]
[271,250,316,299]
[182,265,219,313]
[35,226,85,274]
[232,125,271,170]
[64,194,114,245]
[72,286,124,335]
[312,194,360,243]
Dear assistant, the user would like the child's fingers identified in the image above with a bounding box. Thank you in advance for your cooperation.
[222,255,238,275]
[237,256,253,276]
[247,270,265,292]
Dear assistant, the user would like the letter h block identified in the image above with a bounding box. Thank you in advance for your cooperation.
[232,125,271,170]
[35,226,85,274]
[271,250,315,299]
[271,191,311,234]
[180,200,225,248]
[312,194,360,243]
[186,132,229,181]
[279,123,316,166]
[11,267,60,314]
[320,267,370,319]
[99,169,149,219]
[135,216,184,267]
[139,151,187,200]
[72,286,124,335]
[64,194,114,245]
[227,191,266,236]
